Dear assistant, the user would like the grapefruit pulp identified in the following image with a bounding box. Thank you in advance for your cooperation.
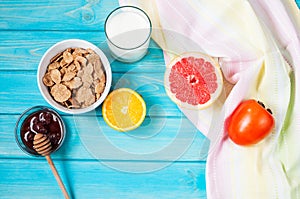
[164,52,223,109]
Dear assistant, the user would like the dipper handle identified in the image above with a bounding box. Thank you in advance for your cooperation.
[34,133,70,199]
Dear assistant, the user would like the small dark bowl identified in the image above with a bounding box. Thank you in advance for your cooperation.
[15,106,66,156]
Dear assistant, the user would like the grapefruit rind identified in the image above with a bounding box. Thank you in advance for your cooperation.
[164,52,223,110]
[102,88,146,132]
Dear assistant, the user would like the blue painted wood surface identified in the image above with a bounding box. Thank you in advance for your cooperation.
[0,1,299,198]
[0,1,206,198]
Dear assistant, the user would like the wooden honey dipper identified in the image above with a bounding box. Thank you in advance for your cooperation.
[33,133,70,199]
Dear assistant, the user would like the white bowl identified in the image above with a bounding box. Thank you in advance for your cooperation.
[37,39,112,114]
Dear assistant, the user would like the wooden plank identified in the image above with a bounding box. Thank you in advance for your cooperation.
[0,0,299,32]
[0,0,119,31]
[0,71,182,116]
[0,31,165,73]
[0,158,206,198]
[1,114,209,161]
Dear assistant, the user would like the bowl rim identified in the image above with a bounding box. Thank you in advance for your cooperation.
[15,105,66,157]
[37,39,112,114]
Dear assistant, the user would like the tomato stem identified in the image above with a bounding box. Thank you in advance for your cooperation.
[257,100,273,115]
[267,108,272,114]
[257,101,265,108]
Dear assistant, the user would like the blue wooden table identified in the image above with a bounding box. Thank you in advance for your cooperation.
[0,1,207,198]
[1,1,299,199]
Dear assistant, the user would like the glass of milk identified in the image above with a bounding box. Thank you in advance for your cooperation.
[105,6,152,63]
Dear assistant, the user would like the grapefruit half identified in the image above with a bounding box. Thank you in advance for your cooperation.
[164,52,223,109]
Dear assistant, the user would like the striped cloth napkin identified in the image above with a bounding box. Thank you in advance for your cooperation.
[119,0,300,198]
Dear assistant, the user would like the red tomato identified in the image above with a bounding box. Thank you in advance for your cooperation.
[227,99,275,146]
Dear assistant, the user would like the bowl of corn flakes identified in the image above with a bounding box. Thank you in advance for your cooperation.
[37,39,112,114]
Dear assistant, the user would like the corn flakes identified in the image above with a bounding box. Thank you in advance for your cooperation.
[42,47,106,109]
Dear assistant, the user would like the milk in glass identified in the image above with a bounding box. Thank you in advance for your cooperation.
[105,6,152,63]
